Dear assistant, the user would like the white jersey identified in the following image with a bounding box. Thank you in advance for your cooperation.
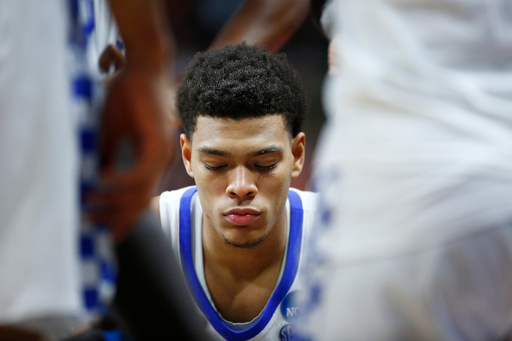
[159,186,318,341]
[0,1,118,338]
[316,0,512,262]
[0,0,80,330]
[302,1,512,340]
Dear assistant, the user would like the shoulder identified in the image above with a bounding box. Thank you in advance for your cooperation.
[159,186,197,208]
[157,186,197,238]
[288,187,318,213]
[289,188,318,246]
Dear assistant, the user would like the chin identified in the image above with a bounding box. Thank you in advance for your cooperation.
[222,234,267,249]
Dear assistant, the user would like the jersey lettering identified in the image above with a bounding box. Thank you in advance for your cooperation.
[280,324,294,341]
[286,307,301,317]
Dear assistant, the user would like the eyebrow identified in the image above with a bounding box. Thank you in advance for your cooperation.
[197,147,229,157]
[197,145,283,158]
[250,146,283,157]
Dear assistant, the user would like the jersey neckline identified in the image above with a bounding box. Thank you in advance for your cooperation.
[179,187,304,341]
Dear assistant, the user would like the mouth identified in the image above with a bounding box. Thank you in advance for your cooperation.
[224,208,261,226]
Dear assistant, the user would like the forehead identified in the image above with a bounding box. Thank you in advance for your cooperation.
[192,115,290,150]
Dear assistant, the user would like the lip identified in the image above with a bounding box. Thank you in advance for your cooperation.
[224,208,261,226]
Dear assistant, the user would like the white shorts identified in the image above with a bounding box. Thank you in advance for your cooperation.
[302,223,512,340]
[0,0,81,337]
[301,74,512,340]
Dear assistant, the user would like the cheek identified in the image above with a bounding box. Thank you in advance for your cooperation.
[196,187,215,224]
[192,163,224,191]
[194,170,227,217]
[261,172,291,206]
[203,174,227,196]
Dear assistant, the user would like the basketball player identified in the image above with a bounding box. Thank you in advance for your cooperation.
[153,43,318,340]
[0,0,174,340]
[176,1,512,339]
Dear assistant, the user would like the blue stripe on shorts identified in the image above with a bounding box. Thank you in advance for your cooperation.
[68,0,117,317]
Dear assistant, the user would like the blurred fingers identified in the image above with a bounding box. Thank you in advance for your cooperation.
[99,44,126,73]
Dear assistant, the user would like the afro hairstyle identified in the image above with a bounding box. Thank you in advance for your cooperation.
[177,43,307,138]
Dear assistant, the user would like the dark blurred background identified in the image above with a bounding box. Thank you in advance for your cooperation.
[160,0,329,192]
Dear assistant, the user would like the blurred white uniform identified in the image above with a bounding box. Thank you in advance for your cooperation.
[0,1,117,338]
[160,186,318,340]
[305,0,512,340]
[0,0,80,337]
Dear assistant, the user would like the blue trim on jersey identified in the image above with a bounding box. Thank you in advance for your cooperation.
[179,187,304,341]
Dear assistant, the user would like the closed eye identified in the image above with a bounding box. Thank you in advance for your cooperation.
[204,163,227,171]
[255,162,278,171]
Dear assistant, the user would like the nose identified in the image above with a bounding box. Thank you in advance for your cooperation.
[226,166,258,200]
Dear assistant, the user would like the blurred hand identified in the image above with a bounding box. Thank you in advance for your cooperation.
[99,44,127,74]
[88,64,174,242]
[98,44,127,85]
[98,44,180,128]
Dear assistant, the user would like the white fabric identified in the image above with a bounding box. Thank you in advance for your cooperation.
[0,0,80,330]
[88,0,120,79]
[0,1,119,338]
[159,186,318,340]
[306,0,512,340]
[306,224,512,341]
[317,0,512,261]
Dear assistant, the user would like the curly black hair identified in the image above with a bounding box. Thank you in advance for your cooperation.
[177,43,307,138]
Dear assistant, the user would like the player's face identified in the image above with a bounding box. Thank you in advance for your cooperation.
[181,115,305,248]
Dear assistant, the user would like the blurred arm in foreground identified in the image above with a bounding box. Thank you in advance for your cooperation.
[89,0,176,242]
[210,0,310,53]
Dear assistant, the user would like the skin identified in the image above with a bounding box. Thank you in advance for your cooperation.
[211,0,310,53]
[88,0,175,242]
[175,115,305,322]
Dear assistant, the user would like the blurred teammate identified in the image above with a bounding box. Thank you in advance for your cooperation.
[154,43,317,340]
[0,0,174,340]
[304,1,512,340]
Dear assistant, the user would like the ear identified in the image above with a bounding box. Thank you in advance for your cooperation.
[180,134,194,178]
[291,132,306,179]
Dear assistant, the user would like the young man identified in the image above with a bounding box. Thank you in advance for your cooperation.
[191,1,512,339]
[153,43,317,340]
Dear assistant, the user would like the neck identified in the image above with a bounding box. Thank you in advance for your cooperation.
[202,211,288,280]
